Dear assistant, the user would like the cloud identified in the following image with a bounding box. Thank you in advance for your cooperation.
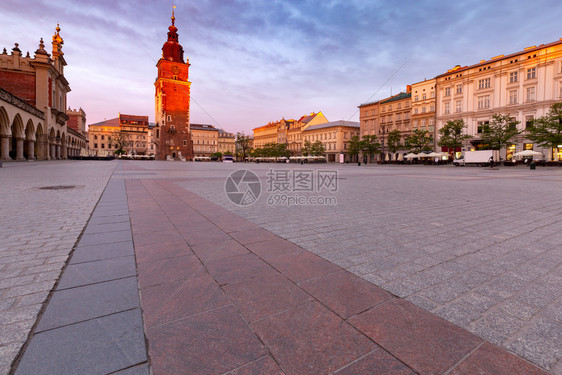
[1,0,561,133]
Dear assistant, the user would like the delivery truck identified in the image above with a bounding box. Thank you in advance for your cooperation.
[453,150,499,166]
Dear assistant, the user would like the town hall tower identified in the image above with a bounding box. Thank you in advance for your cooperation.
[154,8,193,160]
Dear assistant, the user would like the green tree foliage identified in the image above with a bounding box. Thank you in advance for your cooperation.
[301,140,313,156]
[235,132,253,161]
[405,129,433,153]
[438,119,472,150]
[387,129,402,154]
[347,135,362,160]
[310,141,325,156]
[527,103,562,160]
[252,143,289,158]
[480,114,521,150]
[361,134,380,163]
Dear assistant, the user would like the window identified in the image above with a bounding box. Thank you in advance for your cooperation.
[429,118,435,126]
[167,115,171,122]
[422,107,426,113]
[94,135,98,140]
[455,100,462,112]
[527,67,536,80]
[414,108,418,115]
[404,113,410,120]
[183,140,187,146]
[389,105,392,110]
[101,135,105,140]
[107,144,112,149]
[509,72,518,83]
[478,95,490,109]
[414,95,419,102]
[430,92,435,98]
[422,94,427,100]
[509,90,518,104]
[525,115,534,129]
[444,102,450,114]
[94,143,98,148]
[526,87,536,102]
[413,120,418,128]
[397,103,401,109]
[430,105,435,112]
[421,119,426,127]
[101,144,105,149]
[444,87,451,96]
[478,78,491,89]
[477,121,489,133]
[456,85,462,94]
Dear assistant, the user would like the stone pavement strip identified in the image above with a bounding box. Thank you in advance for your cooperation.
[2,160,561,374]
[0,161,115,375]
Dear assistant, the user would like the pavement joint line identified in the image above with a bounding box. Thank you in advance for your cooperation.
[7,163,119,375]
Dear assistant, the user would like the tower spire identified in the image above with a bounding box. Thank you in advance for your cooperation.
[171,5,176,25]
[161,6,184,63]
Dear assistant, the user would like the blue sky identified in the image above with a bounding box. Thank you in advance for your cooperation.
[1,0,561,133]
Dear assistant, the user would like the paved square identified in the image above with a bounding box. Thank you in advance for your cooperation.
[167,162,562,372]
[1,160,561,374]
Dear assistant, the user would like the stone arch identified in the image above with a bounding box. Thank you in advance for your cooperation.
[35,123,44,159]
[0,106,10,136]
[10,114,25,159]
[25,119,35,141]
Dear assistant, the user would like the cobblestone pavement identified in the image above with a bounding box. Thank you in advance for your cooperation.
[129,161,561,373]
[0,161,116,374]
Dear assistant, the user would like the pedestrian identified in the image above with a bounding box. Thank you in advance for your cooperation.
[489,156,494,168]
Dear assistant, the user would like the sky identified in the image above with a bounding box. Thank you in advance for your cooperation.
[1,0,561,133]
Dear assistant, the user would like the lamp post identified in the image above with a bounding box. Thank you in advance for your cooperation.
[379,126,387,163]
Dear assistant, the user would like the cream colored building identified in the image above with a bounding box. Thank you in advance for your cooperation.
[436,38,562,160]
[218,129,235,155]
[358,87,412,162]
[88,114,149,156]
[191,123,218,158]
[302,120,360,162]
[0,26,74,160]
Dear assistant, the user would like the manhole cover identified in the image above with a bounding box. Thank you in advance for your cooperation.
[38,185,76,190]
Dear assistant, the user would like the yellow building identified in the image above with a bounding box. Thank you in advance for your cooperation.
[411,79,437,151]
[253,112,328,154]
[191,123,218,158]
[88,118,119,156]
[302,120,360,162]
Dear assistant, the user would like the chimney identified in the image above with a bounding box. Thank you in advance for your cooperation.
[406,85,412,94]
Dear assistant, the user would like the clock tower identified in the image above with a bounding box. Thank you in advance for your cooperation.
[154,9,193,160]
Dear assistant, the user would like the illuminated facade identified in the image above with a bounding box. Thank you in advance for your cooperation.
[436,39,562,160]
[252,112,328,154]
[190,123,218,158]
[217,129,235,155]
[0,25,82,160]
[88,114,149,156]
[154,10,193,160]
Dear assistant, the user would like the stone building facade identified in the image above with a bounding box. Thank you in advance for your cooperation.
[88,114,149,156]
[191,123,218,158]
[436,39,562,161]
[302,120,360,162]
[0,25,83,160]
[154,10,193,161]
[217,128,235,155]
[358,87,412,162]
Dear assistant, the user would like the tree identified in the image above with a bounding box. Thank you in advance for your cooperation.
[438,119,472,151]
[235,132,253,161]
[347,135,362,162]
[302,140,313,156]
[480,114,521,151]
[405,129,433,153]
[310,141,325,156]
[527,103,562,161]
[387,129,402,154]
[361,134,380,163]
[112,130,127,156]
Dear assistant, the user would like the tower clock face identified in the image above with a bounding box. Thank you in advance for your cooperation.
[171,66,180,75]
